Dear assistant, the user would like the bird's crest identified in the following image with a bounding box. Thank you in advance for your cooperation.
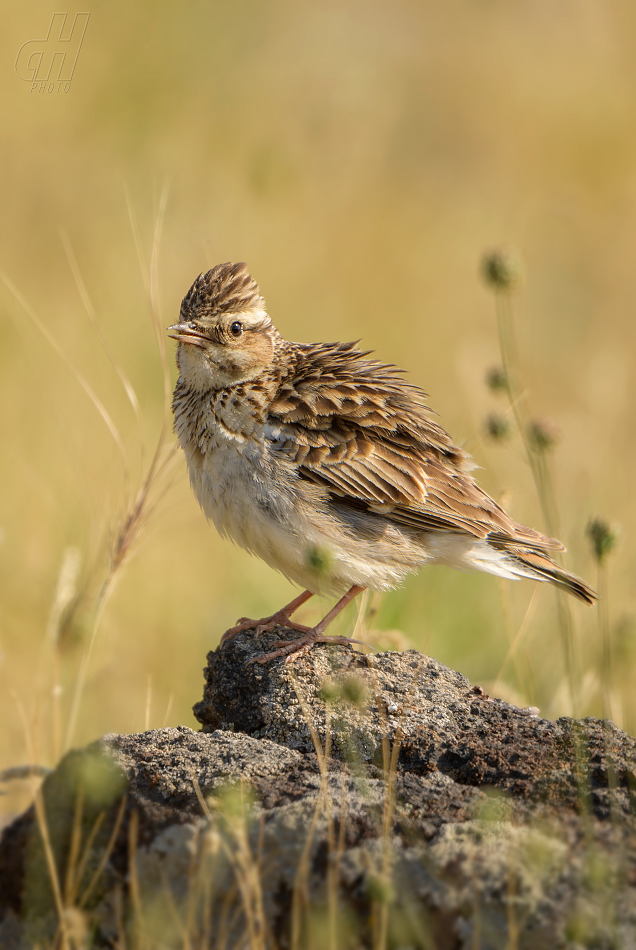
[180,262,265,321]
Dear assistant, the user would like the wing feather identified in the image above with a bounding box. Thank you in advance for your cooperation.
[268,341,562,552]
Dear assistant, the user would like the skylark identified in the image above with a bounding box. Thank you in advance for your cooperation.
[170,262,596,663]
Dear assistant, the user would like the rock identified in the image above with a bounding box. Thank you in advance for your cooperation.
[1,627,636,949]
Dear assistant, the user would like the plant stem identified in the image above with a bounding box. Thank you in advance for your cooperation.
[598,562,611,719]
[494,290,578,714]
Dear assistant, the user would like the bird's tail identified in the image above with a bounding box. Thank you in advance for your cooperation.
[499,546,597,605]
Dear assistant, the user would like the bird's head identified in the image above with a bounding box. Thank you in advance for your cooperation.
[168,262,280,390]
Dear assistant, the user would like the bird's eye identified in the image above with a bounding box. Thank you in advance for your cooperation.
[230,321,243,338]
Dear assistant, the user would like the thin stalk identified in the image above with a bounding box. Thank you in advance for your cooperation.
[506,865,519,950]
[60,228,146,471]
[1,274,128,475]
[46,547,80,763]
[64,187,175,751]
[494,289,578,714]
[495,292,558,535]
[597,562,611,720]
[492,586,540,699]
[64,579,115,752]
[222,784,266,950]
[68,810,105,907]
[63,784,85,907]
[78,795,127,910]
[161,693,174,728]
[14,694,69,950]
[128,809,145,950]
[366,657,427,950]
[288,671,334,950]
[144,674,152,732]
[496,578,533,701]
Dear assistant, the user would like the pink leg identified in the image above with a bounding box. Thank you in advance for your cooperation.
[221,589,314,645]
[250,585,366,664]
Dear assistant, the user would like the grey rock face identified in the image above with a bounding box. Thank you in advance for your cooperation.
[1,628,635,949]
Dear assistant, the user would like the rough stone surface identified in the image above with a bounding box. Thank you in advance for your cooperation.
[1,627,636,949]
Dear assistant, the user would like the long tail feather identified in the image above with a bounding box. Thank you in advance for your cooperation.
[502,547,597,605]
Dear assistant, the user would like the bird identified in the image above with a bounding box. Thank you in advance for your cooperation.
[169,261,596,663]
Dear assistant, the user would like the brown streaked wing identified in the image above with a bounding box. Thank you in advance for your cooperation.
[388,461,564,550]
[268,341,563,552]
[268,342,456,505]
[297,435,431,506]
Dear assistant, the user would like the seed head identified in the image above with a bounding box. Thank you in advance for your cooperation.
[485,413,511,442]
[486,366,508,394]
[481,248,524,291]
[527,418,560,453]
[586,517,618,565]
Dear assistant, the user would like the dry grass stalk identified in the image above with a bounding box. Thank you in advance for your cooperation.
[491,585,541,700]
[63,187,177,752]
[0,191,180,772]
[78,795,127,911]
[287,671,328,950]
[192,775,267,950]
[127,809,145,950]
[14,694,68,949]
[484,255,579,714]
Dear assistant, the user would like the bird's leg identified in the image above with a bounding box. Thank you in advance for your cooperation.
[220,589,314,645]
[250,585,366,664]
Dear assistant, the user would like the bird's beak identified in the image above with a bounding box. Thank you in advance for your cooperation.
[166,323,207,348]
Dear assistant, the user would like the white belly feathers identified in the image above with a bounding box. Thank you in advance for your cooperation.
[175,391,431,595]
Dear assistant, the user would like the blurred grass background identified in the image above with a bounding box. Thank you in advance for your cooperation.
[1,0,636,820]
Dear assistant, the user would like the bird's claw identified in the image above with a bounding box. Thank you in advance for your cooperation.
[248,632,367,665]
[221,614,311,646]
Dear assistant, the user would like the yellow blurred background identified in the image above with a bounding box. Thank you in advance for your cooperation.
[1,0,635,820]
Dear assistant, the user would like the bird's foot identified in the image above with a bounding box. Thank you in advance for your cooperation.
[248,631,367,665]
[220,590,315,646]
[221,613,310,646]
[243,585,367,663]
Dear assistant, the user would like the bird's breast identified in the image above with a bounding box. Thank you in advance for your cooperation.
[177,405,295,540]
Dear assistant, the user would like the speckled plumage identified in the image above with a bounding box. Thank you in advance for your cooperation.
[170,262,595,660]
